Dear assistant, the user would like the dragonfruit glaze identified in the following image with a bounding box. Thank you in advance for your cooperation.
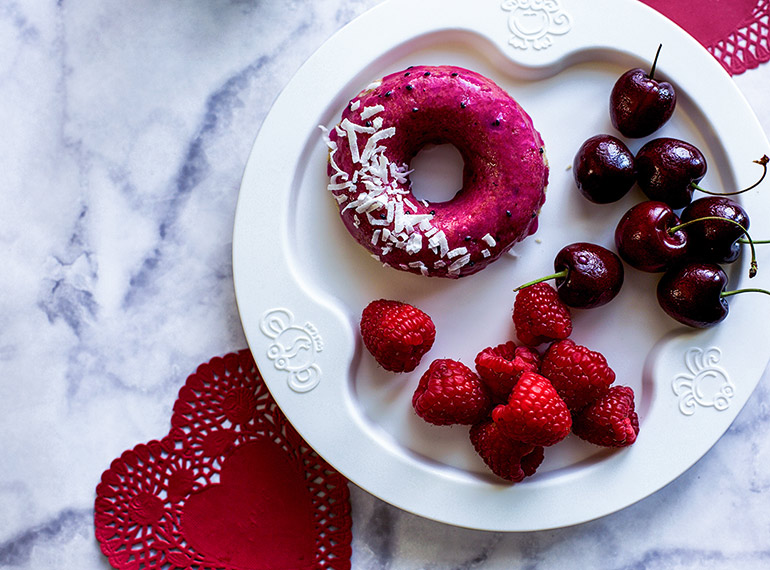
[324,65,549,278]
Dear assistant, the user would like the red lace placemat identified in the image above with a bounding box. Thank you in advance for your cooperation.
[641,0,770,75]
[94,350,352,570]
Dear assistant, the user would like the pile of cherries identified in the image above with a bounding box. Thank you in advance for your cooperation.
[521,46,770,328]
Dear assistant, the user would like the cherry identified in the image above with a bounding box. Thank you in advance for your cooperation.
[573,135,636,204]
[637,141,769,209]
[614,201,688,273]
[680,196,750,264]
[635,138,707,209]
[657,262,770,328]
[610,44,676,138]
[515,242,624,309]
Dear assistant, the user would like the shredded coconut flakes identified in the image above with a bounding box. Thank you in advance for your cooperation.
[326,87,483,275]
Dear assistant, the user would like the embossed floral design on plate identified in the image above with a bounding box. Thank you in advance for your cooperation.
[260,308,323,393]
[501,0,572,49]
[673,347,735,415]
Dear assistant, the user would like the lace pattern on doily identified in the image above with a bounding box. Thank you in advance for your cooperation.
[710,0,770,74]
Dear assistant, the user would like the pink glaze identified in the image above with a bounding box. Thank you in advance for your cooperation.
[325,65,549,278]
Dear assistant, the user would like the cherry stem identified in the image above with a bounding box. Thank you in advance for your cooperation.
[649,44,662,79]
[690,155,769,197]
[669,216,758,278]
[514,269,568,292]
[740,238,770,244]
[722,288,770,298]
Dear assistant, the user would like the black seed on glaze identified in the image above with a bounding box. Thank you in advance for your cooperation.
[539,147,544,154]
[406,84,413,91]
[429,210,436,215]
[385,90,392,97]
[464,235,472,241]
[424,71,431,77]
[451,72,459,77]
[365,120,372,127]
[412,107,419,113]
[460,102,467,108]
[506,210,512,217]
[493,119,500,126]
[404,72,410,76]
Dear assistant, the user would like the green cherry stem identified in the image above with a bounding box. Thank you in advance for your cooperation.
[690,155,769,197]
[722,288,770,298]
[514,269,568,292]
[669,216,758,277]
[649,44,663,80]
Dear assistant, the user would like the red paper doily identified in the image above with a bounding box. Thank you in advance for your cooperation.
[94,350,352,570]
[642,0,770,75]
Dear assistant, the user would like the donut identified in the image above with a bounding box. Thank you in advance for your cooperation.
[324,65,549,278]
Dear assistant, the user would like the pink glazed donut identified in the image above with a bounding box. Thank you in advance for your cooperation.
[325,65,549,278]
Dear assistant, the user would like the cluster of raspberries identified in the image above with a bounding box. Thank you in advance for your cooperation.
[359,283,639,483]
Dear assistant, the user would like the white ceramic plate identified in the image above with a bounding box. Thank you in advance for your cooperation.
[233,0,770,531]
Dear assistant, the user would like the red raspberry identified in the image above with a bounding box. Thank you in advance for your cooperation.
[539,339,616,412]
[412,359,491,426]
[474,341,541,402]
[512,283,572,347]
[470,419,545,483]
[491,371,571,446]
[572,386,639,447]
[360,299,435,372]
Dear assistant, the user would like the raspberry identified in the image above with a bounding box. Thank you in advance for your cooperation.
[474,341,541,402]
[412,359,491,426]
[572,386,639,447]
[512,283,572,347]
[470,419,545,482]
[360,299,435,372]
[491,371,571,446]
[539,339,616,412]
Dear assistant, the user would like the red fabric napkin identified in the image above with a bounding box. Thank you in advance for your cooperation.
[641,0,770,74]
[94,350,352,570]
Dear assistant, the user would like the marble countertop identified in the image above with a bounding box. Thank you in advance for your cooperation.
[2,1,770,568]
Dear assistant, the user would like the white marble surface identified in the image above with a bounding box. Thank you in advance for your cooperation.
[1,1,770,568]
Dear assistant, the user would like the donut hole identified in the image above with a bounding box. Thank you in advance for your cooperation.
[408,143,465,204]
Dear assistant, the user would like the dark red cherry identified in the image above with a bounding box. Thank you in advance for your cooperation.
[614,201,688,272]
[515,242,624,309]
[635,138,707,209]
[553,242,624,308]
[680,197,749,263]
[610,45,676,138]
[657,261,770,328]
[657,262,729,328]
[573,135,636,204]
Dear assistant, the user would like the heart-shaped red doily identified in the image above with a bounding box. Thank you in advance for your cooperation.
[94,350,352,570]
